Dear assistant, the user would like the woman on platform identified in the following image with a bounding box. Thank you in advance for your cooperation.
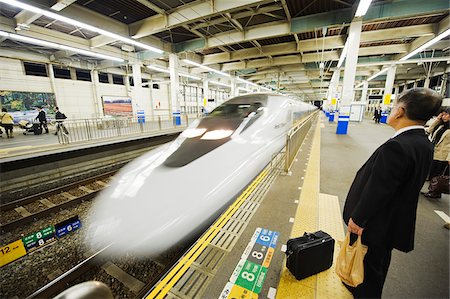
[423,107,450,198]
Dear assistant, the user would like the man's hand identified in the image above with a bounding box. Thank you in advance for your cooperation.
[348,218,364,236]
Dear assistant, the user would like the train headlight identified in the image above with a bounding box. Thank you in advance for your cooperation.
[181,128,206,138]
[201,130,234,140]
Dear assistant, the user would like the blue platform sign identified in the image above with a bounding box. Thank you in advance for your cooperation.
[173,111,181,126]
[137,110,145,124]
[55,216,81,238]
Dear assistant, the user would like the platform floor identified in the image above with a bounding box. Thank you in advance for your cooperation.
[146,114,449,299]
[0,126,183,161]
[321,117,449,298]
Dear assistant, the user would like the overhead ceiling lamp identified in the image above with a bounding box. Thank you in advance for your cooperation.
[367,68,388,81]
[147,65,170,74]
[337,40,349,68]
[236,77,259,87]
[0,30,124,62]
[180,73,201,80]
[238,87,251,92]
[0,0,163,54]
[147,65,201,80]
[182,59,230,77]
[354,0,373,17]
[210,80,231,87]
[399,28,450,61]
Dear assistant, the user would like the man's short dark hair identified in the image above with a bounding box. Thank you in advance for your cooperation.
[397,88,442,121]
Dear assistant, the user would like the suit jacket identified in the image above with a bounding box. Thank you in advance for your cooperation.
[343,129,433,252]
[36,110,46,122]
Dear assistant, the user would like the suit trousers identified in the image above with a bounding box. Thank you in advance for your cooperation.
[350,241,392,299]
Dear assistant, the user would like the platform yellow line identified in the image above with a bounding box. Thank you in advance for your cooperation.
[277,118,321,299]
[277,118,352,299]
[146,167,270,299]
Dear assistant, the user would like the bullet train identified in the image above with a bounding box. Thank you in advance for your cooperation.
[86,93,316,256]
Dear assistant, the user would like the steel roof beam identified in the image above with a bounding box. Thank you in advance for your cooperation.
[130,0,270,38]
[175,0,448,52]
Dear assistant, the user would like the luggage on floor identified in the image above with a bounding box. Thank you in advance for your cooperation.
[33,123,42,135]
[286,230,335,280]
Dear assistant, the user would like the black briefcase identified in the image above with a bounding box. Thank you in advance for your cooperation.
[286,230,335,280]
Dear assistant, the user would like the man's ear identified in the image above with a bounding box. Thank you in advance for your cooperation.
[396,106,405,119]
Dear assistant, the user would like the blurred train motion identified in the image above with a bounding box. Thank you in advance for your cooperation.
[85,93,317,256]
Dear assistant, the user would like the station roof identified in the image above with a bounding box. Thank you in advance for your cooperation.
[0,0,449,99]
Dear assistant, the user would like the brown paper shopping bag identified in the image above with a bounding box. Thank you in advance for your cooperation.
[335,232,368,287]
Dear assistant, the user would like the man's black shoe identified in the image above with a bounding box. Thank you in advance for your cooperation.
[423,192,441,199]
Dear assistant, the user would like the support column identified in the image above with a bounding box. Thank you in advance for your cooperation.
[327,70,340,121]
[230,77,236,97]
[169,54,181,124]
[47,63,59,106]
[413,80,418,88]
[70,68,77,80]
[91,70,103,117]
[381,66,396,123]
[132,64,145,118]
[337,19,362,134]
[394,86,400,105]
[107,73,113,84]
[383,66,396,106]
[424,76,431,89]
[361,81,368,103]
[203,79,209,113]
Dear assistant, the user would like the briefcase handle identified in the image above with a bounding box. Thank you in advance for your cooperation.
[285,231,325,257]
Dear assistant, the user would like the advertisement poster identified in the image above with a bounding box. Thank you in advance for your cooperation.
[102,95,132,116]
[0,90,56,123]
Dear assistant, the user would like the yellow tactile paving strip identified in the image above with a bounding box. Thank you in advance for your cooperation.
[276,119,352,299]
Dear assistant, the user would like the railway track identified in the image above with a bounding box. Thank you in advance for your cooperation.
[0,171,115,233]
[26,244,188,298]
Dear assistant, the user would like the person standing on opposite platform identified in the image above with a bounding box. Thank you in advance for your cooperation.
[0,108,15,138]
[343,88,442,298]
[54,106,68,135]
[35,106,49,134]
[373,107,380,124]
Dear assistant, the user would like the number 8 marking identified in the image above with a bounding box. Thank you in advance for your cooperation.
[241,271,255,282]
[252,251,264,259]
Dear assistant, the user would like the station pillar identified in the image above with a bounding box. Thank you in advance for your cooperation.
[381,66,396,123]
[337,19,362,135]
[169,54,181,125]
[132,64,145,118]
[203,79,209,114]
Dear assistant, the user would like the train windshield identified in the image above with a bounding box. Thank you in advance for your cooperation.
[208,102,262,118]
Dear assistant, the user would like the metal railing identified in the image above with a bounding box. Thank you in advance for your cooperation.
[55,115,192,145]
[284,111,318,173]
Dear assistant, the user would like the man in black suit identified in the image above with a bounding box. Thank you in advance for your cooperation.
[343,88,442,298]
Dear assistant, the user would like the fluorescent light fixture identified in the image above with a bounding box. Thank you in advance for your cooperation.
[0,30,124,62]
[367,68,388,81]
[183,59,230,77]
[180,73,201,80]
[238,87,251,92]
[147,65,201,80]
[147,65,170,74]
[210,80,231,88]
[399,28,450,61]
[337,40,348,68]
[0,0,163,54]
[355,0,373,17]
[261,86,271,91]
[236,77,259,87]
[201,130,233,140]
